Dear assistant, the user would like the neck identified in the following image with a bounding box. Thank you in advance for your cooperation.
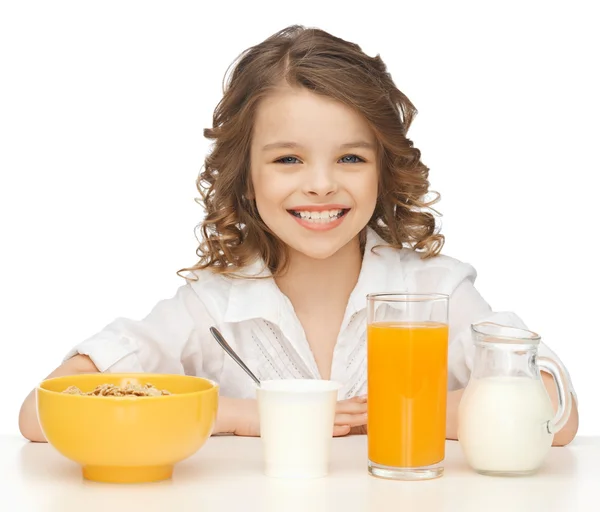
[275,236,363,307]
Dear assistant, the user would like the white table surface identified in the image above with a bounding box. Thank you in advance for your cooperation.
[4,434,598,512]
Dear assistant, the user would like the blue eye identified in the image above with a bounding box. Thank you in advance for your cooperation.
[339,155,365,163]
[275,156,301,164]
[274,155,365,165]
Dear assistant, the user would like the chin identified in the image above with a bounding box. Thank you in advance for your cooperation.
[265,214,363,261]
[293,247,340,260]
[287,233,355,261]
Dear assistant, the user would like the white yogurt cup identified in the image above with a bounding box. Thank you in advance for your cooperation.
[257,379,342,479]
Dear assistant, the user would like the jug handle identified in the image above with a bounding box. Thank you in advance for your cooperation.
[537,356,573,434]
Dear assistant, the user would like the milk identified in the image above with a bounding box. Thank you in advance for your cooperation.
[458,376,554,474]
[257,379,341,478]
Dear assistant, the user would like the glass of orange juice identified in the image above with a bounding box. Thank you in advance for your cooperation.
[367,293,449,480]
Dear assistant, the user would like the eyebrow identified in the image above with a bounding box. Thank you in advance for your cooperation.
[262,141,376,151]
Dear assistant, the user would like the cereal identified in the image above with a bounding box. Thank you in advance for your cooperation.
[62,383,171,397]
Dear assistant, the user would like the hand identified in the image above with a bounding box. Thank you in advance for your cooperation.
[334,395,367,436]
[19,355,99,442]
[214,397,260,437]
[233,417,260,437]
[216,396,369,438]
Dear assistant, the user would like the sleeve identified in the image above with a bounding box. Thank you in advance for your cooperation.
[440,263,577,404]
[62,282,212,375]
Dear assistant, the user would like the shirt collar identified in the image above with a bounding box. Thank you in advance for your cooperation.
[344,227,405,322]
[223,227,405,325]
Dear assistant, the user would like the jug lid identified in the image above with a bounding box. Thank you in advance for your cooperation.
[471,322,541,348]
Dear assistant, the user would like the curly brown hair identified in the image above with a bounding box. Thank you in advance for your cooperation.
[178,25,444,281]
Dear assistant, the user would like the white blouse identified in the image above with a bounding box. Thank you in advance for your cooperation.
[63,227,577,401]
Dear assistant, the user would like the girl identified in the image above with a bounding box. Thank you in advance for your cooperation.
[19,25,578,444]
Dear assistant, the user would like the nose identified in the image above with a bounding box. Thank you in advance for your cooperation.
[302,165,338,197]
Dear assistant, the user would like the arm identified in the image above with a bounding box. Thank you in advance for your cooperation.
[19,354,99,442]
[445,378,579,446]
[19,283,206,441]
[443,268,579,446]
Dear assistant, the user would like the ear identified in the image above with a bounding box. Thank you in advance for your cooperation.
[244,161,256,201]
[245,182,255,201]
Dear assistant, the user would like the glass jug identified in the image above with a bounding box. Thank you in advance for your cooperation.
[457,322,572,476]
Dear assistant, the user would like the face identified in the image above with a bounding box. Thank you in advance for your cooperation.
[249,86,379,261]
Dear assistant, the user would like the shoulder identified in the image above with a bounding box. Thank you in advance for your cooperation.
[364,228,478,295]
[179,267,236,320]
[181,259,273,323]
[376,243,477,295]
[406,248,475,275]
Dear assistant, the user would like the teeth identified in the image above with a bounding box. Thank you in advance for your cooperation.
[295,209,345,222]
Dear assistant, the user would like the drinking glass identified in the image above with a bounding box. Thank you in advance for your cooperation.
[367,293,449,480]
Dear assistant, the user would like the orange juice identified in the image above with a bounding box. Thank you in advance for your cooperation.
[367,321,448,468]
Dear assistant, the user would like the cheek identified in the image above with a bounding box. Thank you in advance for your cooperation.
[254,178,274,204]
[251,172,289,212]
[250,169,269,202]
[357,169,379,207]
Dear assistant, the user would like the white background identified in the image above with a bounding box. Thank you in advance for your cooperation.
[1,1,598,437]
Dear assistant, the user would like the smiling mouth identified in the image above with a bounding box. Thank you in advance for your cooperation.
[287,208,350,223]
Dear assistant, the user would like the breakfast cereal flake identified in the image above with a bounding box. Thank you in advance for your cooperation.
[62,382,171,397]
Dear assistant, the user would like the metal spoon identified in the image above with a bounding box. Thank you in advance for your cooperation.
[209,326,261,387]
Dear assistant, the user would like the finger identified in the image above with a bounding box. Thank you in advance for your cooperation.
[333,424,351,437]
[335,412,368,427]
[349,425,368,435]
[340,395,367,404]
[336,400,368,415]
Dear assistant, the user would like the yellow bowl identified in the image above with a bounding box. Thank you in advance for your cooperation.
[36,373,218,483]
